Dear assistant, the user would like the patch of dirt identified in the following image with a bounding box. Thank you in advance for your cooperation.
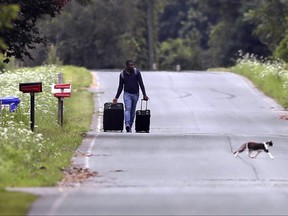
[58,167,97,187]
[90,72,97,89]
[74,149,94,157]
[278,114,288,120]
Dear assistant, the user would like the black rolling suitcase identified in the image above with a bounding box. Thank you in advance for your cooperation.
[103,102,124,132]
[135,99,151,133]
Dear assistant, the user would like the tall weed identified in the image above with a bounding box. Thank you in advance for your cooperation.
[0,65,93,187]
[232,51,288,108]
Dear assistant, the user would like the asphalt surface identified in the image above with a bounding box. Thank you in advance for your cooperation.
[19,71,288,215]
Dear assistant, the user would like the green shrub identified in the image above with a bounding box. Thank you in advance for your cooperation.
[231,52,288,108]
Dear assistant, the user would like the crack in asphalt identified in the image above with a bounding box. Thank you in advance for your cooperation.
[238,156,260,180]
[225,134,234,154]
[210,88,237,99]
[225,134,260,180]
[174,92,193,99]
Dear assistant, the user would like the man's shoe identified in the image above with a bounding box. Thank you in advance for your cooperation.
[126,125,131,133]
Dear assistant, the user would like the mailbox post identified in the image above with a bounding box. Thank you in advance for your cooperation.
[51,83,71,126]
[19,82,42,131]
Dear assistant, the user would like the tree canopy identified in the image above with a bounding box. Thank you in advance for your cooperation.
[2,0,288,70]
[0,0,68,63]
[0,4,19,51]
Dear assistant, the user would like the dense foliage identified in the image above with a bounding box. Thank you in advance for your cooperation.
[0,4,19,50]
[158,0,272,70]
[3,0,288,70]
[0,0,70,63]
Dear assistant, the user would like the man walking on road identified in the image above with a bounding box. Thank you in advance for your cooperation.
[113,60,149,133]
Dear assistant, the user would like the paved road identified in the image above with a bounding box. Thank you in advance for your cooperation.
[27,71,288,215]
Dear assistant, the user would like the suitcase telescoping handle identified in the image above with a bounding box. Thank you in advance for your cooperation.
[140,99,148,111]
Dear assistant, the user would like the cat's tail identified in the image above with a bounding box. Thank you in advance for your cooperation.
[233,143,247,157]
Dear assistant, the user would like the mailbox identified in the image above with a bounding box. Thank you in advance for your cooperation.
[18,82,42,131]
[19,82,42,93]
[54,83,71,89]
[52,83,71,97]
[0,96,21,112]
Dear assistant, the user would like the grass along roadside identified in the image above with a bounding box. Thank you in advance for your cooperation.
[0,65,94,215]
[0,189,37,216]
[230,52,288,109]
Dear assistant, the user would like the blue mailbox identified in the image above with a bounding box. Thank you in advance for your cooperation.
[0,96,21,112]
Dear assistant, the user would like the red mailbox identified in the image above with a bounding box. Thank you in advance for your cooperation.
[19,82,42,93]
[54,83,71,89]
[19,82,42,132]
[52,83,71,97]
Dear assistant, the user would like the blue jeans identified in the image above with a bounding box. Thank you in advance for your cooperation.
[123,92,139,128]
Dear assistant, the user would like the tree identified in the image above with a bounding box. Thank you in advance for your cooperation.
[274,34,288,61]
[146,0,155,70]
[244,0,288,52]
[0,0,69,63]
[12,0,281,69]
[175,0,270,68]
[159,0,186,41]
[0,4,19,69]
[0,4,19,50]
[158,38,201,70]
[39,0,151,69]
